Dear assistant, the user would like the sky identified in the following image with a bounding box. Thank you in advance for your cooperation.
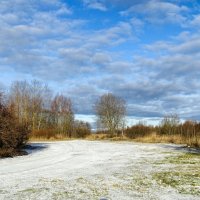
[0,0,200,126]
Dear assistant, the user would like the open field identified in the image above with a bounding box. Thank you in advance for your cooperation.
[0,141,199,200]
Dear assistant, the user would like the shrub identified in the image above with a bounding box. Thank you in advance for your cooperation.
[31,129,56,139]
[0,98,30,157]
[73,120,91,138]
[125,124,153,139]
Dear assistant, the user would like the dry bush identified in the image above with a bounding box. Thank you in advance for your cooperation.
[179,121,200,147]
[0,148,14,158]
[30,128,74,140]
[73,127,91,138]
[125,124,154,139]
[0,148,27,158]
[0,98,30,157]
[86,133,109,140]
[31,129,56,140]
[72,120,91,138]
[124,118,200,148]
[30,122,92,140]
[133,133,183,144]
[0,106,29,149]
[86,133,128,141]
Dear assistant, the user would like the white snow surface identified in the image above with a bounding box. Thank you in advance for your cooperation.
[0,140,199,200]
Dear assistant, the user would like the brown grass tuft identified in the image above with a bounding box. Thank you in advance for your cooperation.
[133,133,184,144]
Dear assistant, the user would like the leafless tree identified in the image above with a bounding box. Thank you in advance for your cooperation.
[9,80,30,125]
[9,80,52,130]
[160,113,180,135]
[73,120,91,138]
[95,93,126,136]
[29,80,52,130]
[51,94,74,136]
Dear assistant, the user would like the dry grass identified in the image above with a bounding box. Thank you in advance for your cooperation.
[29,134,72,142]
[132,133,200,148]
[30,129,76,141]
[86,134,130,142]
[30,131,199,148]
[30,128,91,142]
[86,134,109,140]
[86,133,186,145]
[133,133,184,144]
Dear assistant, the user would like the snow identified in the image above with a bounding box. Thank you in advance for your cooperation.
[0,140,199,200]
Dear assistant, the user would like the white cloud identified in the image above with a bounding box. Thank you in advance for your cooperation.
[56,4,73,15]
[92,53,111,65]
[0,0,200,120]
[121,0,189,25]
[88,2,107,11]
[190,14,200,27]
[83,0,107,11]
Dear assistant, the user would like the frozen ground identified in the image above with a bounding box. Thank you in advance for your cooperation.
[0,140,199,200]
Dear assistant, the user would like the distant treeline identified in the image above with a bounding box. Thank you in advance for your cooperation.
[124,115,200,147]
[95,117,200,147]
[94,94,199,147]
[9,80,91,139]
[0,80,199,158]
[0,80,91,157]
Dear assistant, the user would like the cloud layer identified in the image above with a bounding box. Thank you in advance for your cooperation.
[0,0,200,122]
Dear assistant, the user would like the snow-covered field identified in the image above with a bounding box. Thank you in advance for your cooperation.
[0,140,199,200]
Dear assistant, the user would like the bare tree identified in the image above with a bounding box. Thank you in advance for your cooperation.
[73,120,91,138]
[95,93,126,136]
[160,114,180,135]
[29,80,52,130]
[9,81,30,125]
[51,94,74,136]
[9,80,52,130]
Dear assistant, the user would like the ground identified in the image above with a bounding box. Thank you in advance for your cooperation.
[0,140,199,200]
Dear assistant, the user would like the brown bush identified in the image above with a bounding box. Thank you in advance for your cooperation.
[0,148,27,158]
[31,129,56,139]
[72,121,91,138]
[0,98,30,157]
[0,148,14,158]
[125,124,154,139]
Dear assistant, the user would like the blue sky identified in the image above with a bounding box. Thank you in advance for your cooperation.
[0,0,200,125]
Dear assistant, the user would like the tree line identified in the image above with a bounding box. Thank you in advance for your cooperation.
[125,115,200,147]
[0,80,199,157]
[9,80,91,139]
[95,95,200,148]
[0,80,91,157]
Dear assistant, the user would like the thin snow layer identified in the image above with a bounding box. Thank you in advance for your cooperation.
[0,141,199,200]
